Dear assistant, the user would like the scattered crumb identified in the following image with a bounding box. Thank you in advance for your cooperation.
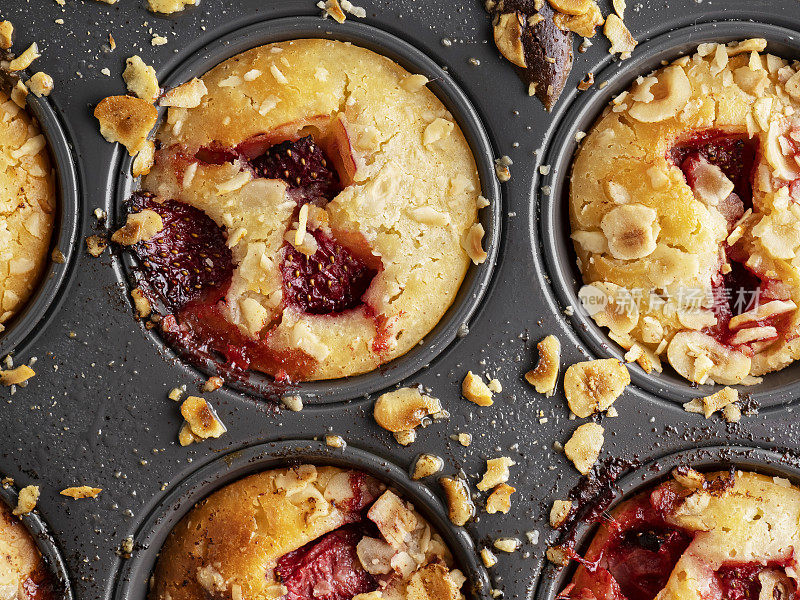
[60,486,102,499]
[13,485,39,515]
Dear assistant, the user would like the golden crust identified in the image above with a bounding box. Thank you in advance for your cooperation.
[0,90,55,332]
[0,498,49,596]
[570,41,800,384]
[143,39,483,380]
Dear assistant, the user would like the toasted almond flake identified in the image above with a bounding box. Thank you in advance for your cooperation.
[0,364,35,386]
[462,371,494,406]
[423,117,454,146]
[159,78,207,108]
[0,21,12,49]
[202,376,224,392]
[26,72,53,97]
[481,548,498,568]
[123,56,160,102]
[486,483,515,514]
[180,396,226,440]
[525,335,561,395]
[604,15,637,57]
[132,140,156,177]
[9,43,40,71]
[564,422,604,474]
[216,170,252,194]
[13,485,39,515]
[130,288,152,318]
[493,12,527,68]
[10,134,45,159]
[672,467,706,490]
[295,204,309,246]
[493,537,521,553]
[400,73,429,92]
[218,75,242,88]
[111,210,164,245]
[477,457,516,491]
[549,499,573,527]
[60,486,102,499]
[373,387,441,435]
[440,477,475,526]
[94,95,158,155]
[461,223,487,264]
[684,386,739,419]
[564,358,630,417]
[411,454,444,479]
[85,235,108,257]
[147,0,197,14]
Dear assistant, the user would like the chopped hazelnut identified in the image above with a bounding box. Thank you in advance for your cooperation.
[130,288,152,319]
[411,454,444,479]
[112,210,164,245]
[525,335,561,396]
[563,358,630,417]
[373,387,441,435]
[85,235,108,257]
[549,499,573,527]
[564,423,604,475]
[180,396,226,443]
[0,364,35,386]
[159,78,207,108]
[461,371,494,406]
[60,486,102,499]
[439,477,475,526]
[477,457,515,491]
[123,56,160,102]
[683,386,739,419]
[486,483,515,514]
[13,485,39,515]
[94,95,158,155]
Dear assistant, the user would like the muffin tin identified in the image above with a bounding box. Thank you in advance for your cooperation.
[2,1,800,600]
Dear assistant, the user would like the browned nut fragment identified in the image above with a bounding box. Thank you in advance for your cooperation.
[325,434,346,449]
[577,72,594,90]
[85,235,108,257]
[411,454,444,480]
[180,396,226,440]
[130,288,152,318]
[548,0,592,15]
[493,537,521,553]
[202,376,224,392]
[0,365,35,386]
[554,2,604,38]
[406,563,464,600]
[461,223,488,264]
[178,422,201,447]
[462,371,494,406]
[393,430,416,446]
[159,78,207,108]
[9,43,40,71]
[683,386,739,419]
[111,209,164,245]
[26,72,53,97]
[525,335,561,396]
[604,14,637,58]
[320,0,347,23]
[147,0,197,14]
[94,95,158,155]
[13,485,39,515]
[60,486,102,499]
[564,422,604,475]
[564,358,630,417]
[11,81,27,108]
[672,466,706,490]
[439,477,475,526]
[481,547,498,568]
[123,56,160,102]
[546,545,570,566]
[486,483,516,514]
[477,457,516,491]
[493,12,527,68]
[722,403,741,423]
[373,387,441,434]
[0,21,13,49]
[549,499,573,527]
[132,140,156,177]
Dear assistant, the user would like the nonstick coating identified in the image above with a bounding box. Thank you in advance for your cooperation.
[1,2,800,600]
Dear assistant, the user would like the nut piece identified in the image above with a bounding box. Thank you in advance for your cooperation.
[486,483,516,514]
[549,499,573,527]
[628,65,691,123]
[94,95,158,155]
[554,2,604,38]
[0,364,35,386]
[405,563,464,600]
[130,288,152,318]
[85,235,108,257]
[0,21,12,49]
[9,43,40,71]
[481,548,498,568]
[549,0,592,16]
[728,300,797,330]
[159,78,207,108]
[111,210,164,245]
[147,0,197,14]
[564,422,604,475]
[60,486,102,499]
[13,485,39,515]
[546,545,570,566]
[461,223,488,265]
[132,140,156,177]
[477,457,516,491]
[603,14,637,58]
[683,386,739,419]
[462,371,494,406]
[373,387,441,435]
[667,331,751,385]
[525,335,561,396]
[600,204,660,260]
[411,454,444,480]
[320,0,346,22]
[26,72,53,98]
[493,12,527,69]
[439,477,475,526]
[563,358,630,418]
[123,56,160,102]
[672,466,706,490]
[179,396,226,444]
[493,537,521,553]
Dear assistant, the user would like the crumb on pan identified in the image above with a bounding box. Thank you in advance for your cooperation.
[94,95,158,155]
[0,365,35,386]
[564,422,604,474]
[60,486,102,499]
[13,485,39,515]
[563,358,629,418]
[525,335,561,396]
[462,371,494,406]
[373,387,441,444]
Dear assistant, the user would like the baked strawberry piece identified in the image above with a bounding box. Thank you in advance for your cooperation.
[133,39,486,381]
[560,470,800,600]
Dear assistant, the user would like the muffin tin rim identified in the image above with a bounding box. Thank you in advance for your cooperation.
[108,438,491,600]
[109,15,503,405]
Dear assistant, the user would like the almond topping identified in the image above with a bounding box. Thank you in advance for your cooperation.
[130,288,152,318]
[123,56,160,102]
[671,466,706,490]
[549,0,592,16]
[0,21,12,49]
[461,223,488,264]
[373,387,441,434]
[111,209,164,245]
[179,396,226,443]
[525,335,561,396]
[9,43,40,71]
[728,300,796,330]
[628,65,691,123]
[94,95,158,155]
[564,358,630,418]
[493,12,527,69]
[411,454,444,480]
[477,457,516,491]
[603,14,636,58]
[486,484,515,514]
[439,477,475,526]
[26,72,53,97]
[159,78,207,108]
[564,422,604,475]
[549,499,573,527]
[132,140,156,177]
[461,371,494,406]
[600,204,659,260]
[0,364,35,386]
[683,386,739,419]
[85,235,108,257]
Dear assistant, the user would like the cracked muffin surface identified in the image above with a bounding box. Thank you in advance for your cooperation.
[562,470,800,600]
[0,90,55,335]
[150,465,467,600]
[570,38,800,385]
[138,38,485,381]
[0,498,58,600]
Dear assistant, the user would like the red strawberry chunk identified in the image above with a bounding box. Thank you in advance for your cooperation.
[276,526,377,600]
[127,193,234,313]
[281,229,377,315]
[250,136,341,204]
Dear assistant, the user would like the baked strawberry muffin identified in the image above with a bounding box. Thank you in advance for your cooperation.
[0,498,58,599]
[559,469,800,600]
[0,89,55,335]
[570,38,800,385]
[150,465,467,600]
[125,39,486,381]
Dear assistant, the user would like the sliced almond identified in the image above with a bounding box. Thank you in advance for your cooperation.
[461,223,488,264]
[9,43,40,71]
[94,95,158,155]
[0,365,35,386]
[628,65,691,123]
[123,56,160,102]
[493,12,527,69]
[728,300,796,330]
[26,72,53,98]
[667,331,751,385]
[672,466,706,490]
[180,396,226,440]
[563,358,630,418]
[60,486,102,499]
[373,387,441,433]
[600,204,659,260]
[525,335,561,396]
[462,371,494,406]
[486,484,515,514]
[564,423,604,475]
[411,454,444,480]
[111,209,164,245]
[603,14,636,58]
[13,485,39,515]
[549,499,573,527]
[0,21,12,49]
[683,386,738,419]
[477,457,516,491]
[159,78,207,108]
[440,477,475,526]
[549,0,592,15]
